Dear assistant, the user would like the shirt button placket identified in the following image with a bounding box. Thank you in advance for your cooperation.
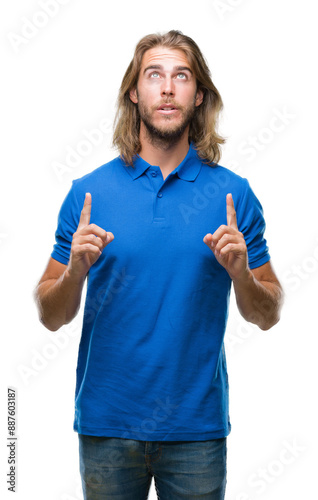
[150,167,165,221]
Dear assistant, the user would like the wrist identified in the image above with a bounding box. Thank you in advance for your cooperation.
[64,266,86,287]
[231,267,253,287]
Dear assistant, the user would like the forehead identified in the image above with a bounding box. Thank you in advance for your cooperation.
[140,46,191,71]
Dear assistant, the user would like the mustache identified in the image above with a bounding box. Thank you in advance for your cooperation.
[152,99,183,110]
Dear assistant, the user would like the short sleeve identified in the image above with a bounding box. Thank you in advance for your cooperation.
[236,179,270,269]
[51,181,82,265]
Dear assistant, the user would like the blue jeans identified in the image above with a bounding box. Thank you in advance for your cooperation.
[78,434,227,499]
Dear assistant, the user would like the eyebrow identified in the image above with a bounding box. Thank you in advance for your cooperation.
[143,65,193,75]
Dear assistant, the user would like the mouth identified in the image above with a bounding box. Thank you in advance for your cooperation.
[157,104,179,115]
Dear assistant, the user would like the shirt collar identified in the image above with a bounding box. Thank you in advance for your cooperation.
[123,142,202,182]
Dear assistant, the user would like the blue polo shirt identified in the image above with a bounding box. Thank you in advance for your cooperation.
[51,142,270,441]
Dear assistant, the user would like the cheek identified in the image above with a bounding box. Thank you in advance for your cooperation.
[139,88,160,109]
[174,83,196,100]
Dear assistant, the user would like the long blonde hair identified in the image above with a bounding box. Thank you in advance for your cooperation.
[113,30,226,166]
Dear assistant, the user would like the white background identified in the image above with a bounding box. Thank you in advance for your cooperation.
[1,1,317,499]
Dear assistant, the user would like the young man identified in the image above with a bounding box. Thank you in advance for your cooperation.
[34,30,283,500]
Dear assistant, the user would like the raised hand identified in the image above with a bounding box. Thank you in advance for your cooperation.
[203,193,249,281]
[67,193,114,281]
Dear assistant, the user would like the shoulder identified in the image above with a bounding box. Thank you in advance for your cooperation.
[198,161,264,224]
[199,161,250,198]
[58,155,125,211]
[72,155,123,189]
[64,156,127,205]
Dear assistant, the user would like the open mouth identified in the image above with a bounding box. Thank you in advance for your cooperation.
[157,104,179,114]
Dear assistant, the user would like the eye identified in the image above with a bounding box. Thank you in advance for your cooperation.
[150,72,160,78]
[176,73,187,79]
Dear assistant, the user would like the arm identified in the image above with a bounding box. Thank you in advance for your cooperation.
[34,257,86,332]
[34,193,114,331]
[203,193,284,331]
[232,260,283,330]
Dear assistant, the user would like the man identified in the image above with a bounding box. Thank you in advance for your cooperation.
[34,30,284,500]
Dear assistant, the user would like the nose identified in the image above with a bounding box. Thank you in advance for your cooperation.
[161,76,175,97]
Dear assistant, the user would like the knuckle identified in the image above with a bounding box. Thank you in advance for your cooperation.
[89,244,98,253]
[221,234,230,244]
[84,243,97,253]
[74,246,85,257]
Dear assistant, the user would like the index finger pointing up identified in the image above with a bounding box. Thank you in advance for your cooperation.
[78,192,91,229]
[226,193,238,229]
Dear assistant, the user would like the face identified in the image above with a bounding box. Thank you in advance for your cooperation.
[129,47,203,144]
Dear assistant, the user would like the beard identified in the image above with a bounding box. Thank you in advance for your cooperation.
[136,92,197,149]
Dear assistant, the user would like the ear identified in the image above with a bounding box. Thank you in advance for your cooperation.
[195,88,204,107]
[129,87,138,104]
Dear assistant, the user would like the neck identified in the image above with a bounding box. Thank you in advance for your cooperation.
[138,123,190,179]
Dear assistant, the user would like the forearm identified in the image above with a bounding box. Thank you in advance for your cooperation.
[34,268,85,331]
[232,269,284,331]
